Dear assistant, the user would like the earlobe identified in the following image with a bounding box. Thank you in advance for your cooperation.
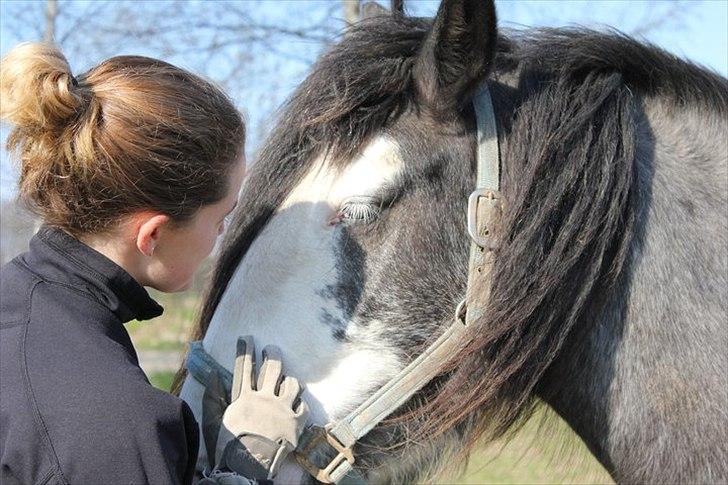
[135,213,171,257]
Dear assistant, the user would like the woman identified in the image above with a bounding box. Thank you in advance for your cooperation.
[0,43,307,484]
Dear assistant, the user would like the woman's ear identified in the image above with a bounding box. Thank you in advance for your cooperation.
[133,213,171,257]
[414,0,497,113]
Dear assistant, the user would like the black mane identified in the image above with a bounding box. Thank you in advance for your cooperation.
[504,27,727,111]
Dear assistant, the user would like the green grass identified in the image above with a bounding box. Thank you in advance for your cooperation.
[440,407,613,484]
[127,291,200,352]
[149,370,177,392]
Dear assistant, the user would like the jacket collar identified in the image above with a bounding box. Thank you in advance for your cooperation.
[29,226,164,323]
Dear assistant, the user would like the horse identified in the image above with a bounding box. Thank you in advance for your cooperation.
[176,0,728,482]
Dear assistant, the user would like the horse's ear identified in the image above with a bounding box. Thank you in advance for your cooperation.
[414,0,497,112]
[361,1,389,19]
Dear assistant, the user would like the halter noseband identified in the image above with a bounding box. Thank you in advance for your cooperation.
[185,82,501,484]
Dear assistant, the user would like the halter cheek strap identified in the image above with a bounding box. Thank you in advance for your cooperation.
[187,341,234,397]
[186,82,501,484]
[466,83,502,325]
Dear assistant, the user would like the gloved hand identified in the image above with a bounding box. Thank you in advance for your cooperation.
[202,336,309,481]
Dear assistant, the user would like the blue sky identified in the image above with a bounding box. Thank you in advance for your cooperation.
[1,0,727,200]
[404,0,728,75]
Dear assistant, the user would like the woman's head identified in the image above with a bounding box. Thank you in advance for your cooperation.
[1,43,246,291]
[1,42,245,234]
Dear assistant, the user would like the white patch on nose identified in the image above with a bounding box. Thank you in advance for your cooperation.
[179,136,406,478]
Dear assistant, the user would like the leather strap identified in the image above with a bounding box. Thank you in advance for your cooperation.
[305,317,468,483]
[466,84,502,326]
[188,340,234,397]
[474,84,500,191]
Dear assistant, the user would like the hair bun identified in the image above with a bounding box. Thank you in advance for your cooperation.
[0,42,85,130]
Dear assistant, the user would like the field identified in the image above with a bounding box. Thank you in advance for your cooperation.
[126,291,199,352]
[129,292,612,484]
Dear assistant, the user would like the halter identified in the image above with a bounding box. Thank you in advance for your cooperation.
[185,83,501,484]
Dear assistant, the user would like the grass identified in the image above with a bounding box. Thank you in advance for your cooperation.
[149,370,177,392]
[438,407,612,484]
[138,289,612,484]
[127,290,200,352]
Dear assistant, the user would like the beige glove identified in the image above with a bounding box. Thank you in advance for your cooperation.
[204,336,308,480]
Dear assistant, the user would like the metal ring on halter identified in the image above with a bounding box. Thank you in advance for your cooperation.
[455,299,467,324]
[467,189,500,250]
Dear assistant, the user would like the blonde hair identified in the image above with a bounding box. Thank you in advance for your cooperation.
[1,43,245,235]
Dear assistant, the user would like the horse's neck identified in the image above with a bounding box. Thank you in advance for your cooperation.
[538,101,728,483]
[537,294,624,476]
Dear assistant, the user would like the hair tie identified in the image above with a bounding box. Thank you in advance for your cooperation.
[70,75,79,87]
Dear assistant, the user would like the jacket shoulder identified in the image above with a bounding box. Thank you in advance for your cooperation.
[1,258,108,327]
[24,340,198,484]
[0,259,41,326]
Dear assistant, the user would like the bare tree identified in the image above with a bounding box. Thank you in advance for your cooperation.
[2,1,342,105]
[0,201,36,265]
[391,0,404,15]
[346,0,405,23]
[44,0,58,42]
[494,0,701,39]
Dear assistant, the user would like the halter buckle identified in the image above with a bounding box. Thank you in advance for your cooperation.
[294,425,355,484]
[467,189,501,250]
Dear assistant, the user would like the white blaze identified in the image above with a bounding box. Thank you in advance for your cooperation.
[179,136,405,480]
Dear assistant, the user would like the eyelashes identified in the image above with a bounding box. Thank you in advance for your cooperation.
[336,195,382,225]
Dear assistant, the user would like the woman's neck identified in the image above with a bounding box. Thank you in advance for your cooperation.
[77,230,144,285]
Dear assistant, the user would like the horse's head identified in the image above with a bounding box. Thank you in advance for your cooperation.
[178,1,497,479]
[179,0,641,481]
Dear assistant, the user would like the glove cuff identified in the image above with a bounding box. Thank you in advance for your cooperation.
[218,433,294,480]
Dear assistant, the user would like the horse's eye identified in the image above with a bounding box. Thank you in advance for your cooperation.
[336,195,382,225]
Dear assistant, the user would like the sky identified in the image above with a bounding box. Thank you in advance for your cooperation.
[1,0,727,200]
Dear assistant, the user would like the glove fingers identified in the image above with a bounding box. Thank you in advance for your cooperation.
[232,336,255,400]
[279,375,302,405]
[294,398,309,420]
[258,345,284,395]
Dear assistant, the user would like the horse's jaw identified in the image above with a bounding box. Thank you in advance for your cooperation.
[179,137,406,482]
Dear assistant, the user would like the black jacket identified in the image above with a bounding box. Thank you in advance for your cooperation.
[0,226,199,484]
